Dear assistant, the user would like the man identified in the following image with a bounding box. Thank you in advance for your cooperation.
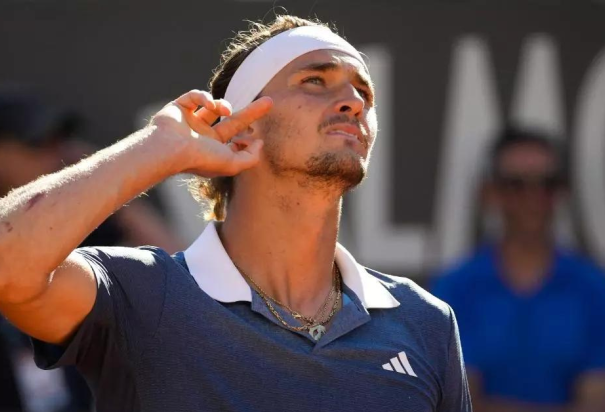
[432,127,605,412]
[0,16,470,411]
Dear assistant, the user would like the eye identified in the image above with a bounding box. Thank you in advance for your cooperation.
[356,88,370,100]
[302,76,326,86]
[356,87,374,105]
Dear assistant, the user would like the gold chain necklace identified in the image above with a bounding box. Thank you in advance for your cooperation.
[252,264,337,324]
[236,263,337,322]
[235,263,342,340]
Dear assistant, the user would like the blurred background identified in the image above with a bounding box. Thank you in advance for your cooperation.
[2,0,605,411]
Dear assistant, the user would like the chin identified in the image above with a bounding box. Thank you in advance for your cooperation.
[305,151,366,191]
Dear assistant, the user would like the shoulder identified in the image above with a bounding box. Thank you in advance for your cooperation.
[75,245,171,269]
[364,268,460,367]
[556,248,605,290]
[365,268,454,327]
[437,244,494,281]
[428,245,495,300]
[74,246,173,288]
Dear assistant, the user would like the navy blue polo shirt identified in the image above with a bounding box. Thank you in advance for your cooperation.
[432,244,605,405]
[32,222,471,411]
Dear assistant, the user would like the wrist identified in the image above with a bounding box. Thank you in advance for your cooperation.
[143,123,196,177]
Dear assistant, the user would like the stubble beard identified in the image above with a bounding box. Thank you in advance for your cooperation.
[303,151,366,192]
[260,114,367,193]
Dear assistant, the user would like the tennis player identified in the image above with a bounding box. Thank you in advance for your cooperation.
[0,15,471,411]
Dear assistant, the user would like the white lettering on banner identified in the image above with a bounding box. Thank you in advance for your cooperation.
[353,35,580,274]
[511,34,577,249]
[432,36,501,268]
[433,34,576,268]
[574,48,605,267]
[511,34,565,134]
[348,45,428,273]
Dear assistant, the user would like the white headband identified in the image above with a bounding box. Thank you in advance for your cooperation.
[223,26,367,113]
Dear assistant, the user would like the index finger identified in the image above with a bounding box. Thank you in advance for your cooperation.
[213,97,273,140]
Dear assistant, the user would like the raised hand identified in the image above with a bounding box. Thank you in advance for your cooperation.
[151,89,273,178]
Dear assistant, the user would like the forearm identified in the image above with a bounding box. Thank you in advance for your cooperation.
[0,125,186,303]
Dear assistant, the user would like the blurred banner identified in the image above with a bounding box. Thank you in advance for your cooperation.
[2,0,605,277]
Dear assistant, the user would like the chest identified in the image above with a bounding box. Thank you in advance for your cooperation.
[135,295,443,412]
[461,288,588,369]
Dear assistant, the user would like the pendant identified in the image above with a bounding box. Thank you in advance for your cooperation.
[309,324,326,341]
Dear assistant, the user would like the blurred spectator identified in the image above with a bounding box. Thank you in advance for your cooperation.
[432,127,605,412]
[0,87,184,411]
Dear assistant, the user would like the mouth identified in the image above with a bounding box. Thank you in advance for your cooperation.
[325,124,366,146]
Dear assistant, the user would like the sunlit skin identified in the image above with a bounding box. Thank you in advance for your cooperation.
[236,49,376,191]
[220,49,377,318]
[0,46,377,346]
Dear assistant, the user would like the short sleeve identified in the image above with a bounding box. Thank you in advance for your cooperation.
[31,246,168,371]
[438,305,472,412]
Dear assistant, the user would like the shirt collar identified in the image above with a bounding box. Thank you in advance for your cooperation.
[183,221,399,309]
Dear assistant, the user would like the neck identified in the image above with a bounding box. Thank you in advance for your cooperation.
[498,231,554,293]
[219,173,343,317]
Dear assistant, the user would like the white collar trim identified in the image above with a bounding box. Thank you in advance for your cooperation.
[183,222,399,309]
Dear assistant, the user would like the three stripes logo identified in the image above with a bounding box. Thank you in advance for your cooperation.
[382,351,417,377]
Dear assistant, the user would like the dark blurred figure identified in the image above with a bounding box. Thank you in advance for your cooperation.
[432,127,605,412]
[0,88,183,411]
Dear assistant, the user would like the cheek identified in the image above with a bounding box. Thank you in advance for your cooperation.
[366,110,378,144]
[274,96,322,135]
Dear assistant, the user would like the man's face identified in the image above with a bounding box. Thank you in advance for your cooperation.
[250,49,377,192]
[489,143,564,238]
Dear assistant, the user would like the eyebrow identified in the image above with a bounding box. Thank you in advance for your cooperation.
[295,61,374,94]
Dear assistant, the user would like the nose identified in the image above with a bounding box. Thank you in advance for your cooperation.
[333,84,365,117]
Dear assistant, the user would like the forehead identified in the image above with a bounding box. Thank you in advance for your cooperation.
[278,49,371,82]
[498,143,558,173]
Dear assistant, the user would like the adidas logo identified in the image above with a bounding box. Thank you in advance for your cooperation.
[382,351,417,377]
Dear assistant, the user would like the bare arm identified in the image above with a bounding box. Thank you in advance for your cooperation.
[0,91,272,344]
[56,137,186,253]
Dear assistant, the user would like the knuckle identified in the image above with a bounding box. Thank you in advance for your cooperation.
[230,117,247,131]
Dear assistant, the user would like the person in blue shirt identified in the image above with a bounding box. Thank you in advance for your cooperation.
[432,127,605,411]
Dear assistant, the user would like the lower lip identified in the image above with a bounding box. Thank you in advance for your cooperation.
[327,131,362,144]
